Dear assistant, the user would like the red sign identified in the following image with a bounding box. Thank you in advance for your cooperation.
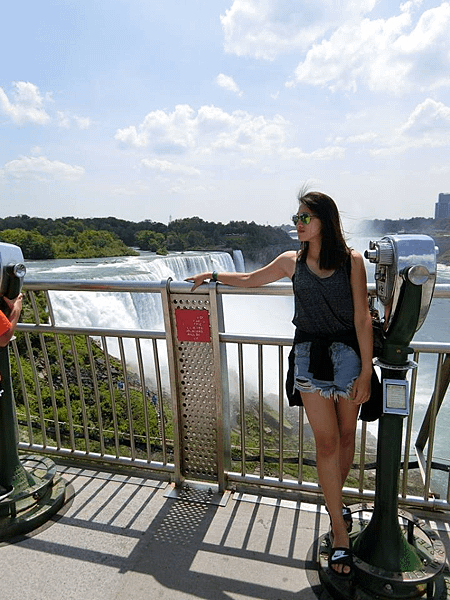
[175,308,211,342]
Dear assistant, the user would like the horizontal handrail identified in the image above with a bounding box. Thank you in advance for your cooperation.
[9,279,450,510]
[23,278,450,298]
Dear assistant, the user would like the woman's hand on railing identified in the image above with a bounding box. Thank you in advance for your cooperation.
[185,273,210,291]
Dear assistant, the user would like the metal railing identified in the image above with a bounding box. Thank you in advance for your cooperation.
[9,279,450,511]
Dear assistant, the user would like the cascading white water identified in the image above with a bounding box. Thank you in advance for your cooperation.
[26,249,295,405]
[31,251,237,331]
[232,250,245,272]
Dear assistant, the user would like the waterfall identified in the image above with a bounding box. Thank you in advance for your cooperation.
[232,250,245,272]
[25,250,295,402]
[27,251,237,331]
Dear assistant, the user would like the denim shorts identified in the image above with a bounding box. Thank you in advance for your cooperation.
[294,341,361,400]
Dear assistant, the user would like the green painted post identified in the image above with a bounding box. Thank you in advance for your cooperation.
[0,261,36,503]
[353,279,424,573]
[0,345,36,503]
[0,246,66,537]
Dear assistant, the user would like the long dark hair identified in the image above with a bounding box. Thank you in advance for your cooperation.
[298,190,350,270]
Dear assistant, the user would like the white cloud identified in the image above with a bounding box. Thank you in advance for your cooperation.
[1,155,85,181]
[56,110,91,129]
[141,158,201,175]
[399,98,450,135]
[333,132,379,145]
[0,81,51,125]
[220,0,377,60]
[57,111,91,129]
[216,73,243,96]
[292,1,450,94]
[116,104,344,166]
[282,145,346,160]
[116,104,287,154]
[371,98,450,155]
[115,105,197,151]
[73,115,91,130]
[170,184,215,195]
[0,81,91,130]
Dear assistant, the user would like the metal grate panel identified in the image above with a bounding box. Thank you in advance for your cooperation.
[168,294,219,482]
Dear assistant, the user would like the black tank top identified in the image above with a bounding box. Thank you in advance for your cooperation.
[292,257,354,335]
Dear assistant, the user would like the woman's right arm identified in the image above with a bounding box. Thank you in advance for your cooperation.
[186,251,297,291]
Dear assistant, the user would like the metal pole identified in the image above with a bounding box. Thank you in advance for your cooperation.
[0,345,33,496]
[353,281,423,574]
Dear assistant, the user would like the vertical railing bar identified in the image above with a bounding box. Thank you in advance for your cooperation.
[53,332,76,451]
[69,334,90,454]
[358,421,367,493]
[38,332,62,448]
[24,332,47,447]
[44,290,56,327]
[28,291,42,325]
[424,353,443,500]
[238,342,246,477]
[258,344,264,479]
[135,338,151,463]
[402,350,419,497]
[298,405,304,484]
[160,279,182,486]
[208,281,228,491]
[86,336,105,456]
[118,337,136,460]
[278,346,284,482]
[101,336,120,458]
[447,464,450,504]
[11,336,33,444]
[152,338,167,465]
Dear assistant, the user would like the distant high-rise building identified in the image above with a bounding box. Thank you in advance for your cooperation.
[435,193,450,219]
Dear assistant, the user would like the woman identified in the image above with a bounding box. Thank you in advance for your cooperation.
[186,190,373,576]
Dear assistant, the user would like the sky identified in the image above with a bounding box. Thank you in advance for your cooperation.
[1,0,450,227]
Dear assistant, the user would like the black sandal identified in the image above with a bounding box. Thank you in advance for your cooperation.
[328,546,353,578]
[325,505,353,533]
[342,506,353,533]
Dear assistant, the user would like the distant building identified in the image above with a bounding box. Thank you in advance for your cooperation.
[435,193,450,219]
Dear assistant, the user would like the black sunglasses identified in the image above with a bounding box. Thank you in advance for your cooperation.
[292,212,317,226]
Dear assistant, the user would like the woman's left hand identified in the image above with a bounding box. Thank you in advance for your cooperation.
[351,372,372,405]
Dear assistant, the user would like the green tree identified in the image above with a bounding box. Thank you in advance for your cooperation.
[52,230,138,258]
[0,228,55,259]
[167,232,186,251]
[135,230,167,253]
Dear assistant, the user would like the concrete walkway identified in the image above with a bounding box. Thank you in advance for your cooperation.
[1,466,450,600]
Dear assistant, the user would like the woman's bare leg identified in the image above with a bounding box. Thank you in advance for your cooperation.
[301,391,358,574]
[336,396,360,486]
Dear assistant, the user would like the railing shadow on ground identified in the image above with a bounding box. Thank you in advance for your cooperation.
[2,466,326,600]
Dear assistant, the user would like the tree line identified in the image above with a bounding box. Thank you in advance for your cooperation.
[0,214,295,260]
[1,213,448,261]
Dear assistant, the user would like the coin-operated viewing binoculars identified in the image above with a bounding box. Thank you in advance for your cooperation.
[0,242,27,300]
[0,244,27,336]
[319,235,449,599]
[366,234,436,369]
[0,242,65,540]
